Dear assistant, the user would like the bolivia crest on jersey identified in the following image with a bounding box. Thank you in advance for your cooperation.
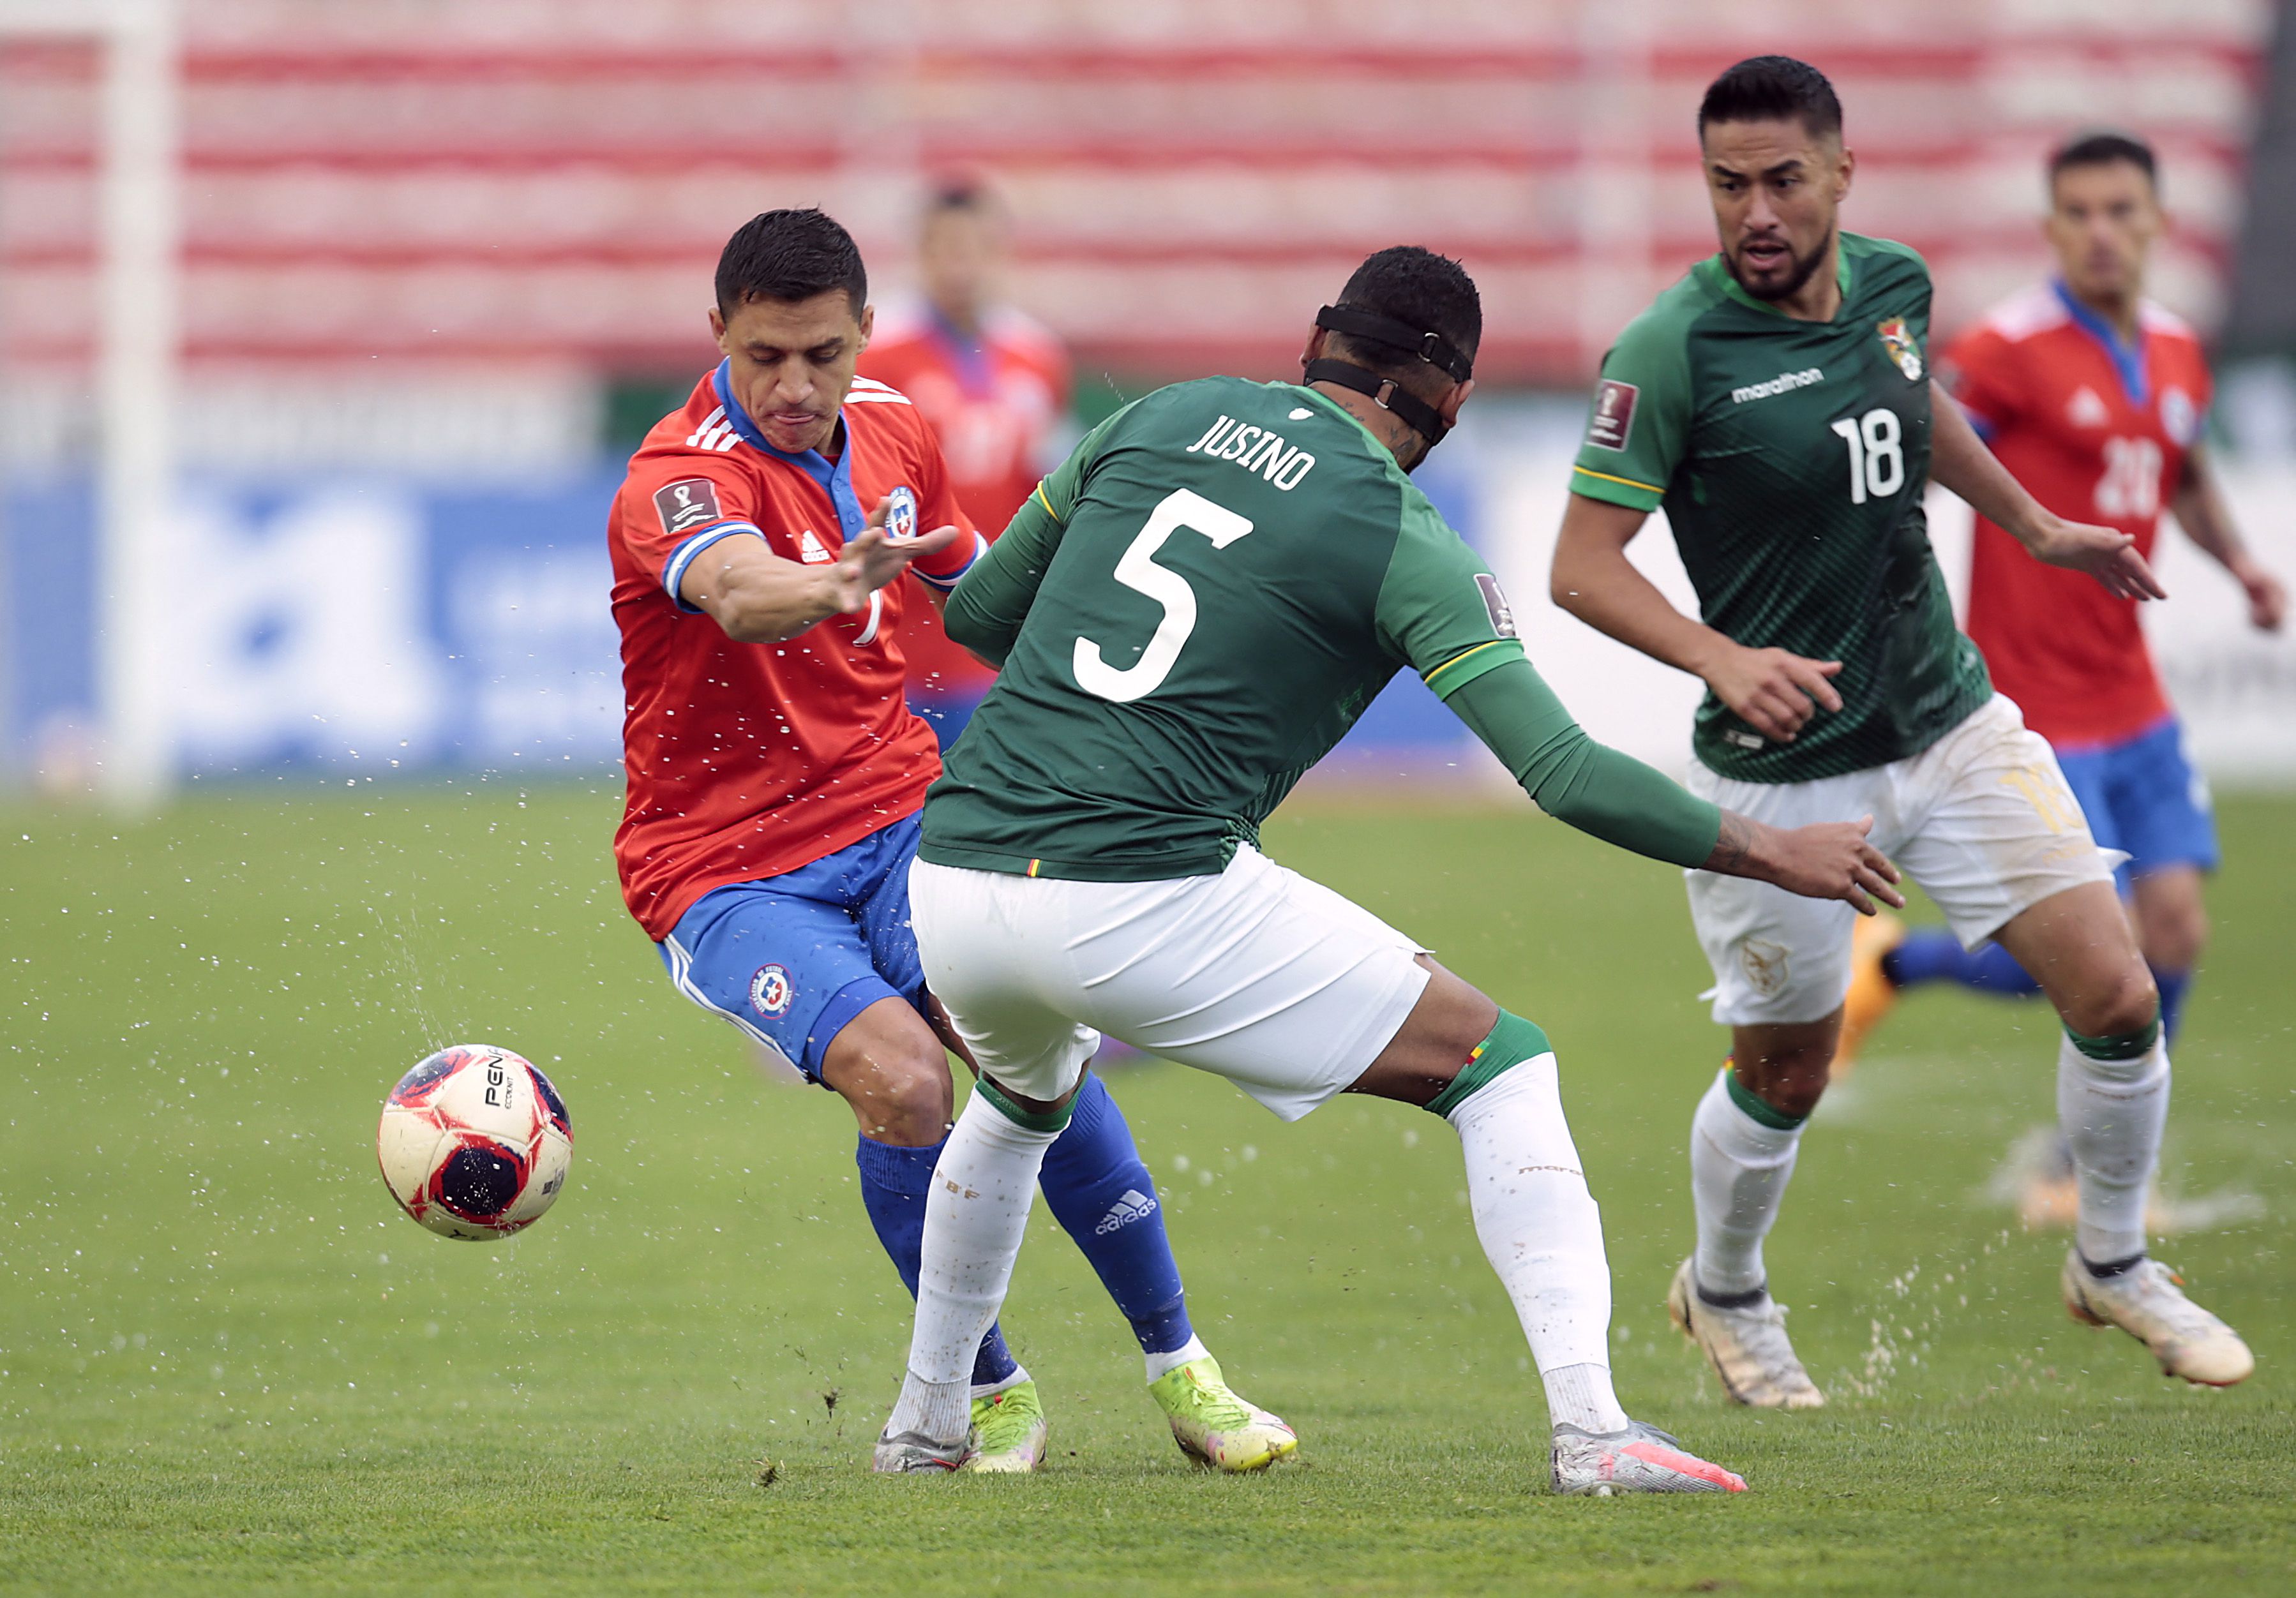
[1877,317,1923,382]
[883,484,920,540]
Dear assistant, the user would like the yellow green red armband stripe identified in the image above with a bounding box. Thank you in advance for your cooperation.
[1422,639,1515,694]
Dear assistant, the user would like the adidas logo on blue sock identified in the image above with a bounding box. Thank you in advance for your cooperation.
[1094,1188,1159,1235]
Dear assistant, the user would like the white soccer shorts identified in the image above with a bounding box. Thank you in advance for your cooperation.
[907,844,1432,1120]
[1687,694,2122,1027]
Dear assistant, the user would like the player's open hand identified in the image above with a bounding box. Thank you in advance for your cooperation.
[829,498,961,612]
[1702,644,1843,743]
[2026,516,2167,602]
[1713,812,1904,915]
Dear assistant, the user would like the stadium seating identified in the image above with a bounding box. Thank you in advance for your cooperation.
[0,0,2270,389]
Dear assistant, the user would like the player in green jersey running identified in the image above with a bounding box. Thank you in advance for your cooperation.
[1552,57,2253,1407]
[873,244,1908,1493]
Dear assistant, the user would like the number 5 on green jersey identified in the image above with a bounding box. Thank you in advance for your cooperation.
[1074,488,1254,703]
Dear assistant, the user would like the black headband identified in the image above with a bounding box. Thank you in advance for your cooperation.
[1303,303,1473,452]
[1312,304,1474,384]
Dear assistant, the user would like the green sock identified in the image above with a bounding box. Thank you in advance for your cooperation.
[1427,1010,1552,1120]
[973,1075,1076,1134]
[2064,1011,2162,1061]
[1725,1066,1805,1131]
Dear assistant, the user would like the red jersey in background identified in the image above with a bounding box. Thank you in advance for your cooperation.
[859,302,1070,697]
[607,361,984,938]
[1944,281,2212,747]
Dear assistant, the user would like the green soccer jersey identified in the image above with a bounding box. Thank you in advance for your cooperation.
[1570,232,1992,783]
[919,377,1529,881]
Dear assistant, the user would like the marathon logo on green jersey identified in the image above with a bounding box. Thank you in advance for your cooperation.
[1730,367,1824,405]
[1185,415,1317,491]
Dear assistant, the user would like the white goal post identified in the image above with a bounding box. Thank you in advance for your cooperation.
[1,0,179,810]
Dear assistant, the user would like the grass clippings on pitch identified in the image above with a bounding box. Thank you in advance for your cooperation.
[3,788,2292,1595]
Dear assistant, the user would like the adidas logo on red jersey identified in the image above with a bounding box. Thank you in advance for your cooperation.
[686,405,741,452]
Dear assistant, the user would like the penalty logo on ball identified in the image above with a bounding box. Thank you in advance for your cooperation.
[884,485,919,541]
[749,963,795,1018]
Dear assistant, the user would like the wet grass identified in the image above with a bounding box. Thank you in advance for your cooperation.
[3,786,2292,1594]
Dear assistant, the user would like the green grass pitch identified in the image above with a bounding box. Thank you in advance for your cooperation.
[3,786,2292,1594]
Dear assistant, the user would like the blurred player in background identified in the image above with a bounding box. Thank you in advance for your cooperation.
[1551,60,2253,1408]
[859,178,1071,745]
[608,207,1287,1474]
[1842,131,2286,1066]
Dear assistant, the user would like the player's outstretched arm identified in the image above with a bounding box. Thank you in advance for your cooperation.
[679,503,959,644]
[2173,443,2286,632]
[1550,492,1845,742]
[1446,657,1902,913]
[1928,380,2166,602]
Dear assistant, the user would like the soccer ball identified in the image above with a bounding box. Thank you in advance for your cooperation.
[376,1044,573,1241]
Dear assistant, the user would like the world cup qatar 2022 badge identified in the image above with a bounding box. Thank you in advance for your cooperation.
[1877,317,1924,382]
[883,485,920,541]
[749,963,794,1019]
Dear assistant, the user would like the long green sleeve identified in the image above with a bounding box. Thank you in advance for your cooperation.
[943,400,1141,668]
[941,483,1067,669]
[1444,657,1722,869]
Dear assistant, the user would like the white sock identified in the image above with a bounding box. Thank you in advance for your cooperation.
[1145,1333,1209,1385]
[1542,1362,1628,1435]
[883,1090,1060,1444]
[1446,1052,1629,1434]
[2057,1031,2169,1266]
[1690,1067,1803,1299]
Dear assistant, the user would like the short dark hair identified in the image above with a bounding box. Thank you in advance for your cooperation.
[1326,246,1482,392]
[715,207,867,319]
[2050,130,2157,192]
[924,175,995,218]
[1698,56,1843,144]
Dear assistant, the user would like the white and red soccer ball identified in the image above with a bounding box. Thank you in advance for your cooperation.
[377,1045,573,1241]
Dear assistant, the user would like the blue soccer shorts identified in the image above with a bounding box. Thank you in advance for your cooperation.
[2055,713,2219,890]
[657,814,927,1083]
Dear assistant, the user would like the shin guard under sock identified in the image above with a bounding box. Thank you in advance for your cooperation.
[886,1086,1069,1444]
[1689,1068,1805,1299]
[2058,1017,2168,1266]
[855,1134,1019,1391]
[1441,1013,1628,1433]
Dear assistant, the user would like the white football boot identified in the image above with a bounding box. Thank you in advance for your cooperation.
[2060,1251,2255,1387]
[1667,1257,1826,1410]
[1550,1420,1748,1495]
[871,1429,969,1474]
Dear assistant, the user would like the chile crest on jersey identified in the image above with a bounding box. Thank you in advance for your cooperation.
[884,484,920,541]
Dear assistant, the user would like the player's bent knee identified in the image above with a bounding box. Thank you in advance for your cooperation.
[823,1004,956,1144]
[1729,1020,1837,1121]
[2062,962,2161,1047]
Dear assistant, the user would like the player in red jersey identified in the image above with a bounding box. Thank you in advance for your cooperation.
[610,209,1293,1474]
[857,179,1071,743]
[1843,133,2286,1063]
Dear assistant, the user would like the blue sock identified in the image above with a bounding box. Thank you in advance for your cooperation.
[2152,966,2191,1043]
[854,1134,1019,1389]
[1882,929,2042,997]
[1034,1073,1194,1356]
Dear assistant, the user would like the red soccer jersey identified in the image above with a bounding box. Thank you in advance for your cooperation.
[608,361,984,939]
[857,302,1069,695]
[1945,281,2212,746]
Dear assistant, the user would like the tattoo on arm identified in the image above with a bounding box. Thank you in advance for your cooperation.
[1703,810,1754,876]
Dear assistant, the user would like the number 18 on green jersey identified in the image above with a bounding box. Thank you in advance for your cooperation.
[1569,234,1992,784]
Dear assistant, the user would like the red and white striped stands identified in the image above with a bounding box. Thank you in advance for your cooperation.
[0,0,2269,389]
